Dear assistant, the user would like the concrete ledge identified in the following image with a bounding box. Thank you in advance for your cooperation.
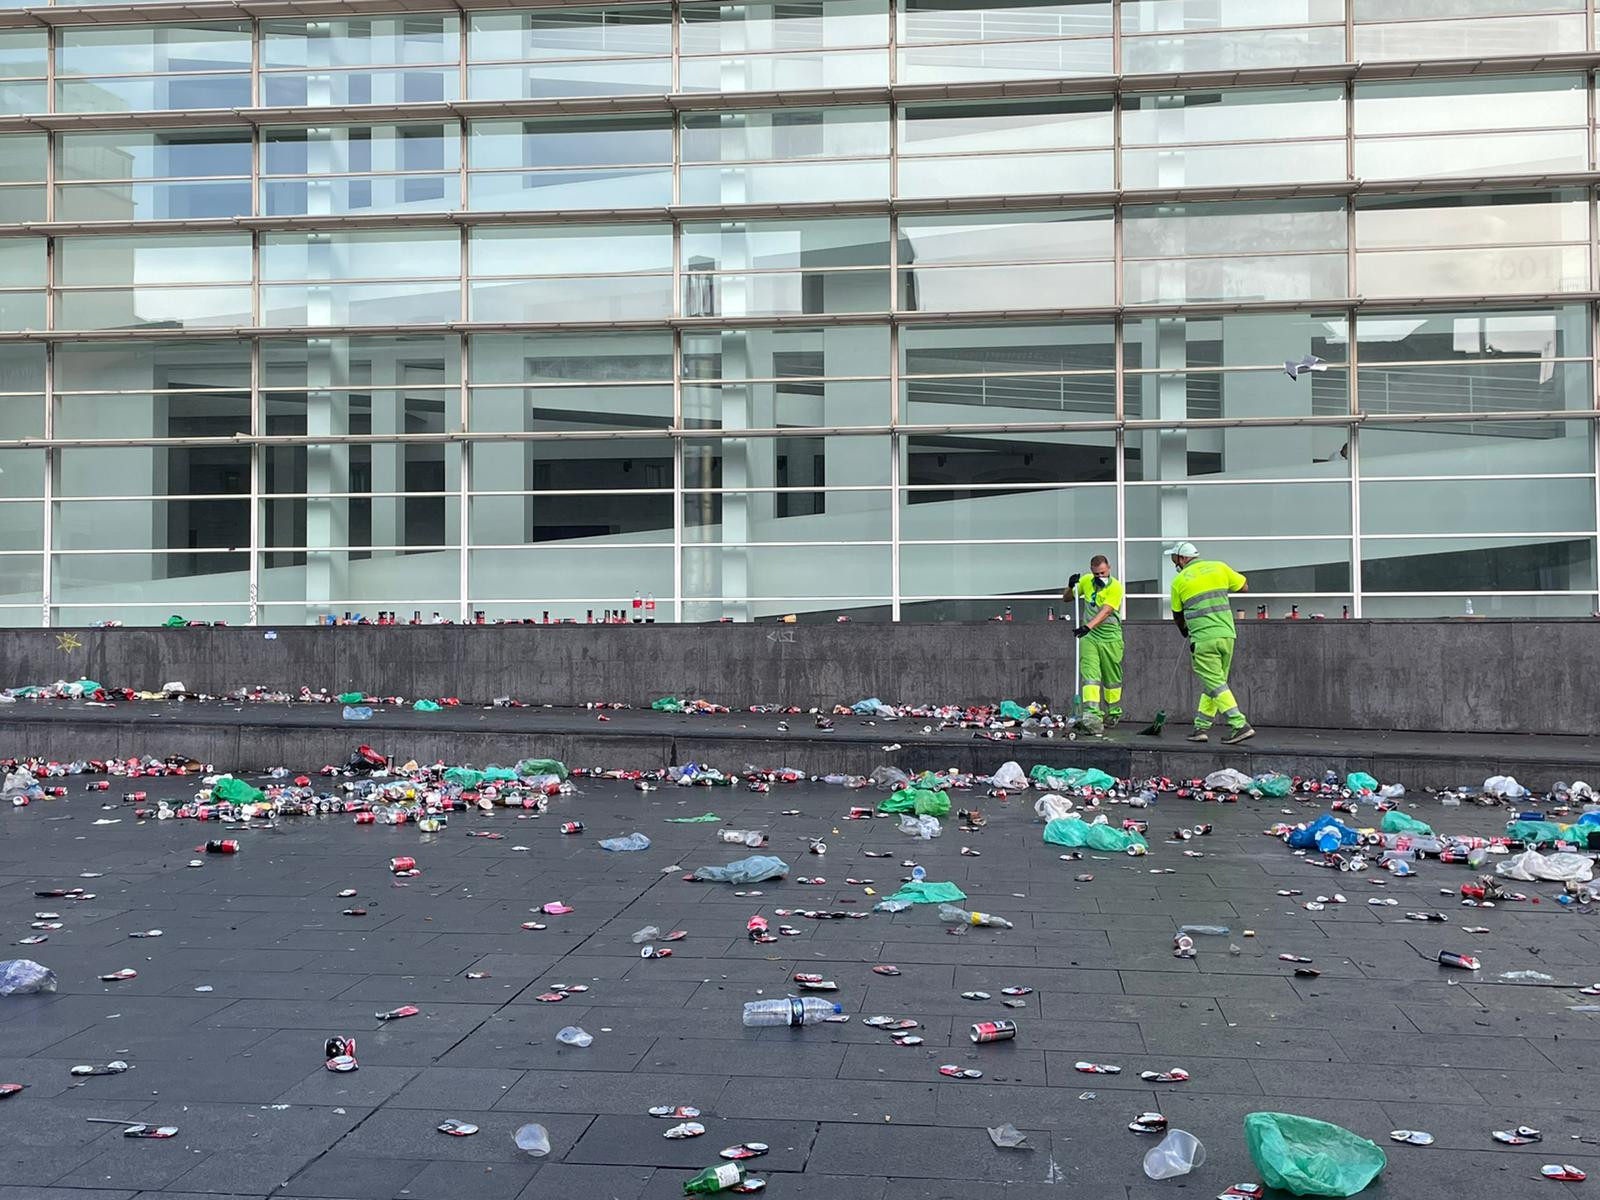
[5,618,1600,736]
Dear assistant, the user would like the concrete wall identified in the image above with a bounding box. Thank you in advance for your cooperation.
[3,618,1598,735]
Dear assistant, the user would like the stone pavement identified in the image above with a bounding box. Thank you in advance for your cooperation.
[2,770,1599,1200]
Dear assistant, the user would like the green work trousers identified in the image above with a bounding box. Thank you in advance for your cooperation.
[1190,637,1246,731]
[1080,632,1123,718]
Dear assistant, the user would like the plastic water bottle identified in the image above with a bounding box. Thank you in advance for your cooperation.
[937,903,1014,929]
[1464,598,1474,616]
[742,996,842,1027]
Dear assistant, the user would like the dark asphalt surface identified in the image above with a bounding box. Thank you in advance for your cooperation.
[2,768,1599,1200]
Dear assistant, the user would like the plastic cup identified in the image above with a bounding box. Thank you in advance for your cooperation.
[1143,1129,1205,1179]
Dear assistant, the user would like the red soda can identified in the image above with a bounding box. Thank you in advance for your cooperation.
[969,1020,1018,1043]
[44,787,65,797]
[206,839,239,854]
[325,1035,355,1059]
[87,781,109,791]
[354,812,376,824]
[747,914,769,941]
[195,805,213,821]
[390,856,416,873]
[1438,950,1480,970]
[125,791,147,803]
[560,821,584,835]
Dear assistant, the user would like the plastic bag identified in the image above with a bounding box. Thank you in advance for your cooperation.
[336,691,366,704]
[852,697,890,716]
[598,832,651,852]
[898,815,943,839]
[692,855,789,883]
[413,699,441,712]
[3,768,36,794]
[1497,849,1593,883]
[883,880,967,905]
[1287,815,1358,851]
[879,788,951,817]
[998,700,1033,721]
[1508,819,1570,846]
[0,959,57,996]
[1380,811,1433,836]
[1204,768,1253,792]
[1250,773,1293,797]
[1346,772,1380,794]
[1042,817,1148,853]
[1030,765,1117,791]
[991,761,1028,790]
[1243,1112,1386,1197]
[1033,794,1074,821]
[651,697,686,713]
[665,812,721,824]
[868,765,912,791]
[1484,774,1527,800]
[516,758,568,780]
[213,776,265,805]
[342,706,373,721]
[443,767,484,788]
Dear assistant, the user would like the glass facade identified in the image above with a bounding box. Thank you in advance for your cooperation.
[1,1,1599,624]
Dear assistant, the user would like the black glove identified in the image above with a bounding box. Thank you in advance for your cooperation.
[1067,573,1082,590]
[1073,625,1089,638]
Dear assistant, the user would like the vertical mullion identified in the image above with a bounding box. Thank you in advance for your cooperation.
[1113,317,1125,614]
[459,334,471,623]
[1348,304,1362,619]
[248,338,260,625]
[673,344,684,624]
[40,338,53,629]
[1593,299,1600,617]
[889,320,900,623]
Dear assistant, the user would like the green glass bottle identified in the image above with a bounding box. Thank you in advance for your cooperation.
[683,1162,746,1194]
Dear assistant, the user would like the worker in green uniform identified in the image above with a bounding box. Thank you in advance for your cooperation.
[1066,554,1124,728]
[1166,541,1255,745]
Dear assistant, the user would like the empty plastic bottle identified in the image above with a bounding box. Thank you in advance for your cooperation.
[742,996,843,1027]
[556,1026,593,1047]
[342,705,373,721]
[937,904,1014,929]
[630,925,661,944]
[1178,924,1230,936]
[717,829,766,847]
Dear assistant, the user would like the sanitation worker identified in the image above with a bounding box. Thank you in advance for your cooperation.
[1066,554,1124,729]
[1166,541,1254,745]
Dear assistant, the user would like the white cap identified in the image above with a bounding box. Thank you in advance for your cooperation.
[1164,541,1199,558]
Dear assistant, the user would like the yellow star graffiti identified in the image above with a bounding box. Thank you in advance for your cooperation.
[56,632,82,653]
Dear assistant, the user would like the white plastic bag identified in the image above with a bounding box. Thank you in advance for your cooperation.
[1204,768,1253,792]
[0,959,57,996]
[991,761,1028,790]
[1033,793,1075,821]
[1483,774,1527,800]
[1497,849,1593,883]
[898,814,942,839]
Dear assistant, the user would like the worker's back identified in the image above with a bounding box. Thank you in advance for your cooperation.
[1170,559,1246,642]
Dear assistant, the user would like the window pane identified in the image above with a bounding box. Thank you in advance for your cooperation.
[56,392,249,439]
[896,38,1113,84]
[899,98,1112,155]
[1356,305,1588,360]
[262,230,459,280]
[1126,481,1352,537]
[685,380,891,428]
[1126,255,1346,305]
[1354,191,1588,248]
[58,129,252,181]
[1125,425,1352,478]
[681,160,890,205]
[1360,362,1592,417]
[683,107,888,161]
[469,7,672,61]
[261,15,458,68]
[58,181,253,222]
[1127,370,1350,421]
[685,491,891,541]
[898,0,1112,42]
[1364,477,1595,535]
[57,445,250,497]
[1355,74,1586,136]
[682,218,889,270]
[1123,1,1346,34]
[1354,13,1584,60]
[469,547,671,602]
[901,488,1114,540]
[261,282,461,326]
[469,116,670,169]
[57,24,251,75]
[1362,536,1596,594]
[0,344,45,392]
[472,384,672,432]
[56,234,250,286]
[684,325,890,380]
[471,331,672,384]
[1123,537,1351,598]
[900,210,1112,265]
[56,288,252,331]
[468,60,672,99]
[1124,311,1350,370]
[264,124,459,174]
[262,335,459,388]
[1362,419,1594,476]
[471,276,672,322]
[56,339,249,392]
[471,493,672,543]
[902,320,1114,373]
[902,262,1115,310]
[470,225,672,275]
[1125,199,1348,257]
[678,48,889,91]
[680,0,888,53]
[684,435,890,487]
[1121,25,1346,73]
[906,430,1116,487]
[902,373,1115,422]
[473,438,671,491]
[682,544,891,598]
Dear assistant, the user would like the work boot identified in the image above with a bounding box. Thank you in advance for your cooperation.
[1105,713,1122,729]
[1185,728,1209,743]
[1078,711,1105,738]
[1221,725,1255,745]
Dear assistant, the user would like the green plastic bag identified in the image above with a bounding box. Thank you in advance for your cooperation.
[879,788,951,817]
[1346,772,1380,794]
[443,767,484,788]
[1244,1112,1386,1197]
[884,880,967,905]
[413,699,441,712]
[213,776,265,805]
[163,614,187,627]
[1030,765,1117,791]
[1380,810,1433,836]
[1509,819,1571,846]
[651,697,686,713]
[665,812,721,823]
[1042,817,1147,853]
[482,767,517,783]
[998,700,1032,721]
[516,758,569,780]
[1251,773,1293,798]
[337,691,365,704]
